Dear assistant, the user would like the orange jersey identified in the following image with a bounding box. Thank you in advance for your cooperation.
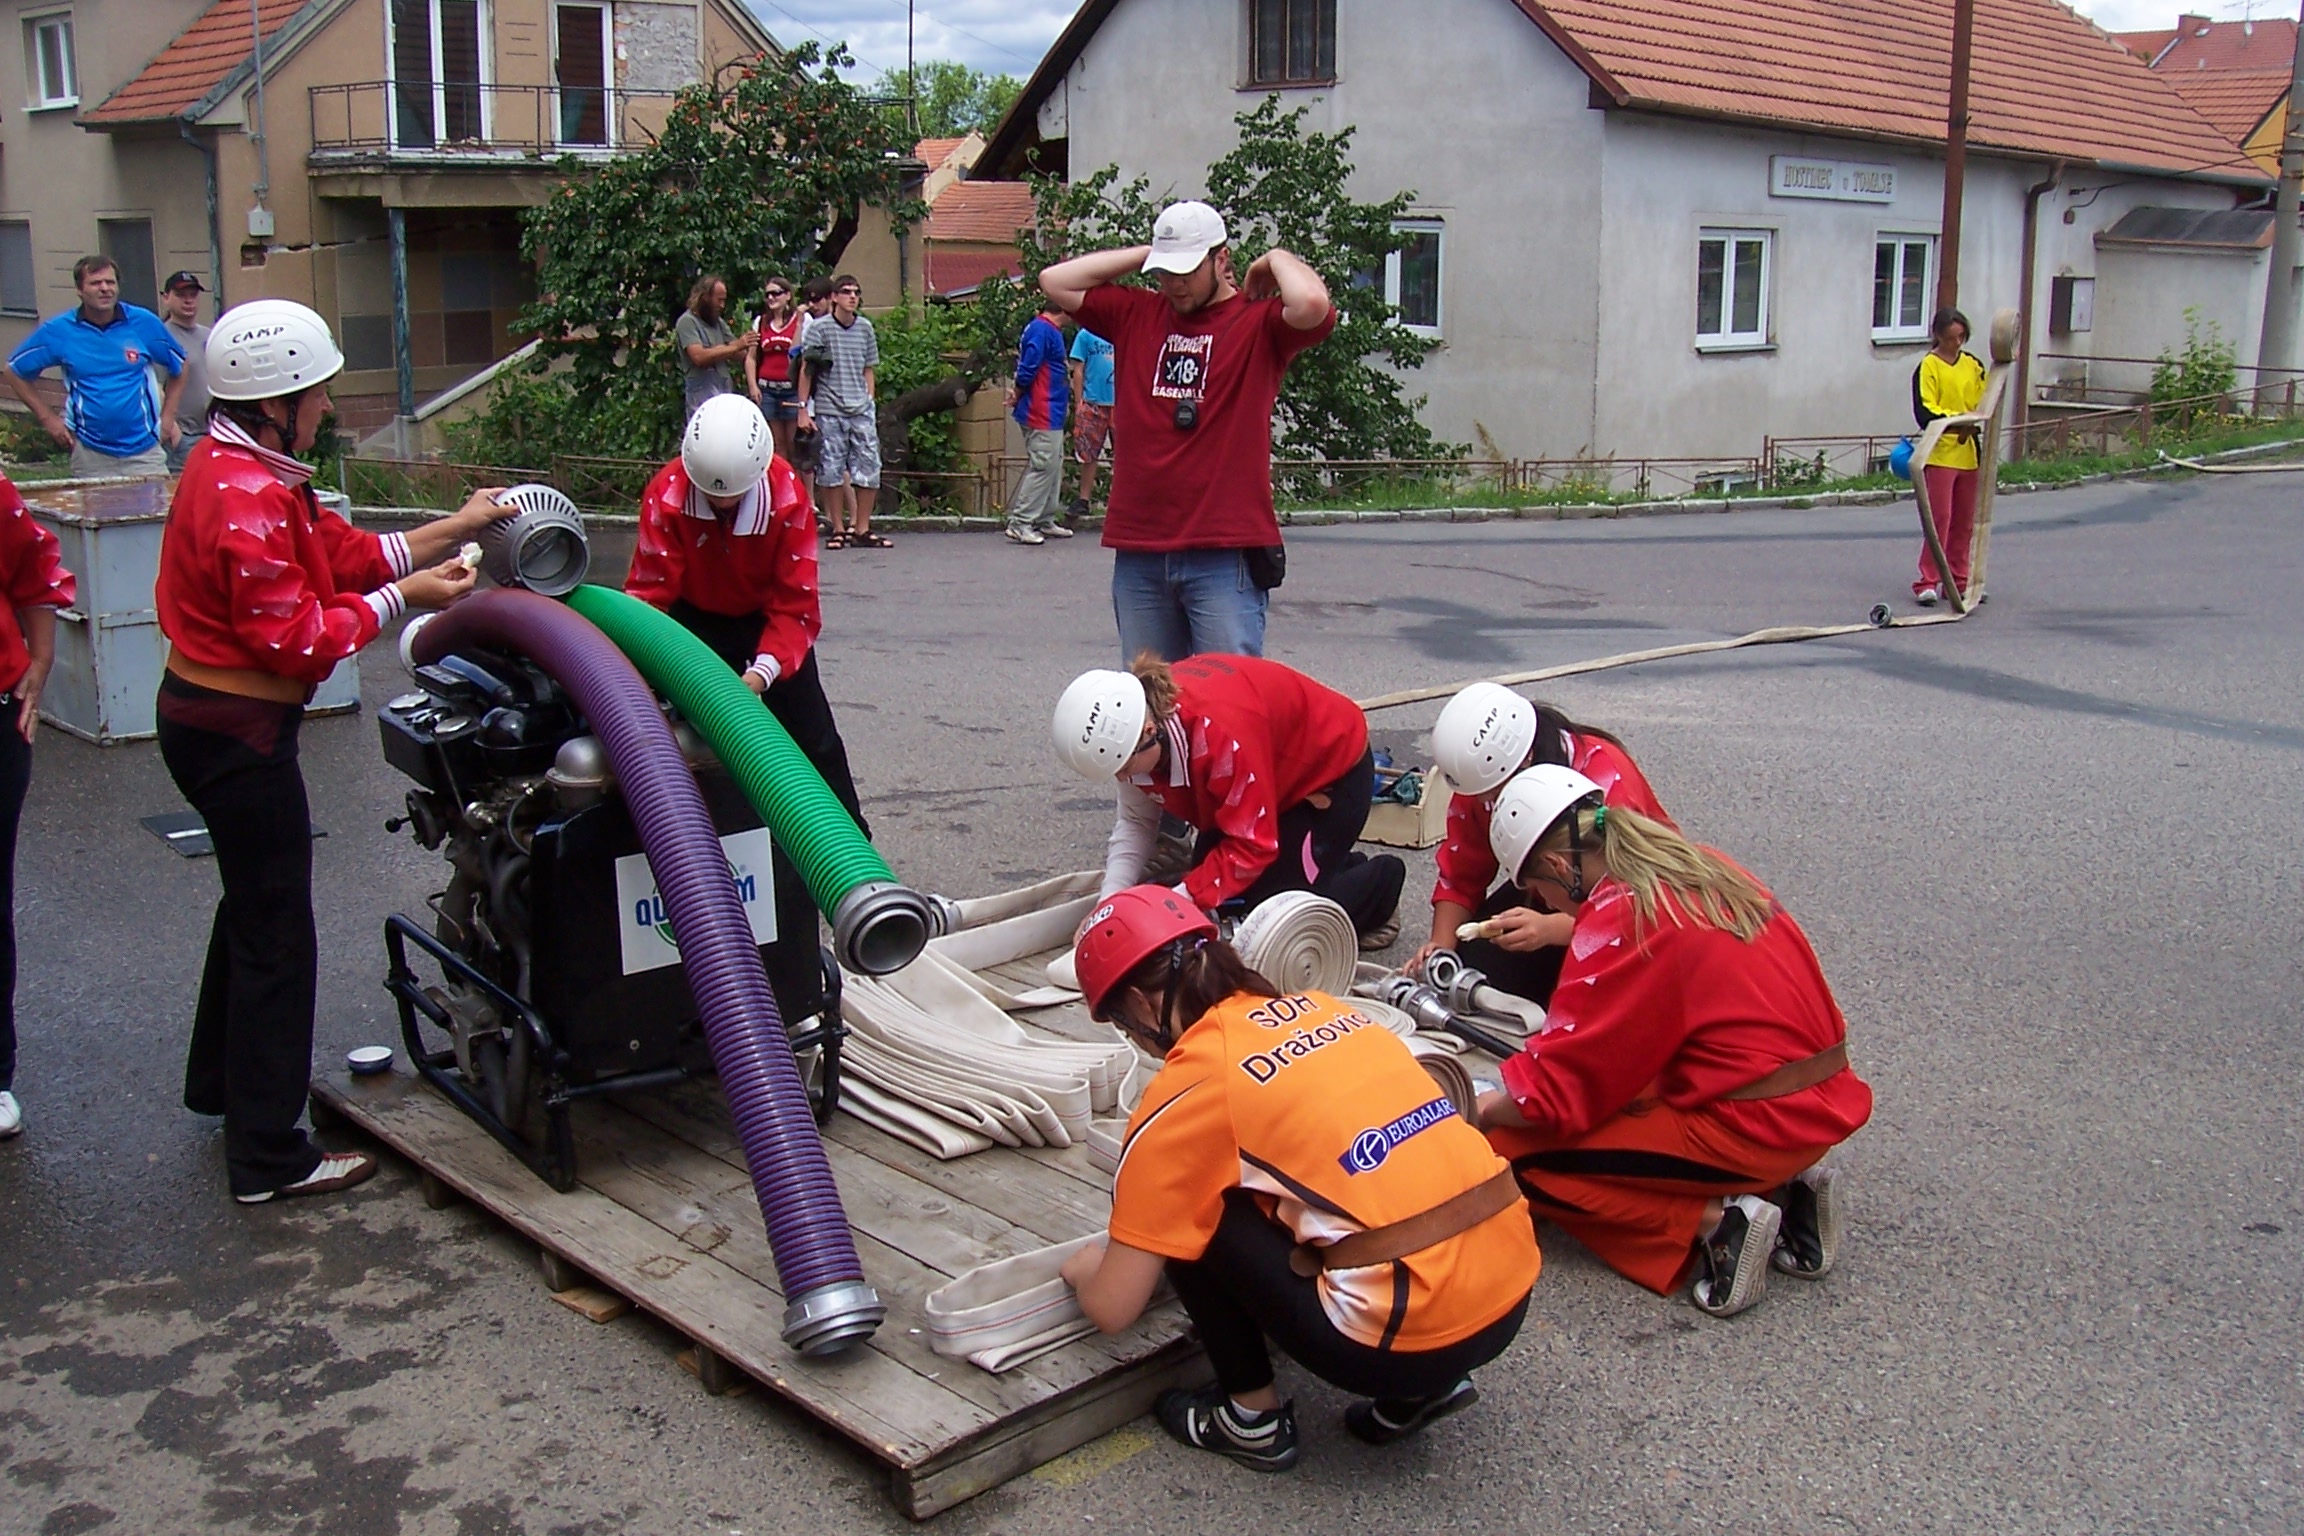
[1110,990,1539,1352]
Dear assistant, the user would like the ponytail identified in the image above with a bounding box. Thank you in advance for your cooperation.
[1129,650,1180,725]
[1537,805,1775,942]
[1528,701,1625,767]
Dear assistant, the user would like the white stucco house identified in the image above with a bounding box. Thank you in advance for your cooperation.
[979,0,2277,472]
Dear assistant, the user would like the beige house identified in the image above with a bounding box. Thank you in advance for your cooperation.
[1,0,920,439]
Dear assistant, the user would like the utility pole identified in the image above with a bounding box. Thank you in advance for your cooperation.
[2252,4,2304,404]
[1936,0,1974,314]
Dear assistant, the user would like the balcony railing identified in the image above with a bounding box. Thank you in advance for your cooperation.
[309,81,680,158]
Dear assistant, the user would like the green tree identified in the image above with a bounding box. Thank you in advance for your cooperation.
[456,44,921,461]
[878,61,1024,138]
[985,97,1457,466]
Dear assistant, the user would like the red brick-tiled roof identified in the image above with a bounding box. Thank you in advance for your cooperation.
[925,248,1020,297]
[83,0,310,125]
[927,179,1036,244]
[915,136,970,171]
[2114,28,2180,64]
[2163,69,2287,149]
[1516,0,2264,182]
[2147,16,2297,75]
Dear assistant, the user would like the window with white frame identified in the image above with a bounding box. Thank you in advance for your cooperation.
[1386,220,1442,335]
[1695,229,1771,349]
[24,12,76,109]
[1872,234,1934,341]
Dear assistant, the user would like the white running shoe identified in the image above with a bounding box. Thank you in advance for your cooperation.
[1004,525,1045,546]
[1914,587,1940,607]
[0,1090,20,1139]
[1042,523,1075,538]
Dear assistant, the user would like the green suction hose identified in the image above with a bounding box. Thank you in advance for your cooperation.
[566,584,932,975]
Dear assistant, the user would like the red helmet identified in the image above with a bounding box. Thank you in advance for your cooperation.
[1074,885,1217,1020]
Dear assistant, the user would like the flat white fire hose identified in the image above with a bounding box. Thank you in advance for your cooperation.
[923,1235,1181,1374]
[834,876,1145,1160]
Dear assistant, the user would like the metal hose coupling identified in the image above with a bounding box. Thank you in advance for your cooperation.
[1419,950,1493,1016]
[1377,974,1458,1035]
[480,484,592,598]
[783,1279,888,1356]
[921,892,966,938]
[831,881,934,975]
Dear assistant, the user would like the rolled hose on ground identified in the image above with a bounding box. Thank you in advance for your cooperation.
[564,584,931,977]
[414,589,883,1356]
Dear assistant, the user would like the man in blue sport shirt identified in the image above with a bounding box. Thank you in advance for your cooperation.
[1067,325,1115,520]
[5,255,186,479]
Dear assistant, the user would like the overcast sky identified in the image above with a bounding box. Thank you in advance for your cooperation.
[742,2,2281,83]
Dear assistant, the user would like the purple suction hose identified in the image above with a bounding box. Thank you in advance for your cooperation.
[414,590,883,1354]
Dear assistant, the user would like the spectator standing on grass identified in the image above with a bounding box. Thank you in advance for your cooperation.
[1004,301,1074,546]
[1910,306,1987,607]
[1039,201,1334,663]
[4,255,186,480]
[1068,325,1116,521]
[675,274,754,425]
[796,275,888,549]
[160,271,212,474]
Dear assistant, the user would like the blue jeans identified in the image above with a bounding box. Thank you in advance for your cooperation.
[1112,548,1268,662]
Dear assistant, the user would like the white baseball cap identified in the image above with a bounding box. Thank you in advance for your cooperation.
[1142,201,1228,275]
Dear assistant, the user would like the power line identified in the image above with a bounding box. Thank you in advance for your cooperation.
[746,0,895,75]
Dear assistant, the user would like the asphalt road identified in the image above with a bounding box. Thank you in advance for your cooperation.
[3,472,2299,1535]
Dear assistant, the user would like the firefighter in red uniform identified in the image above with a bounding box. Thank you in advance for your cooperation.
[156,299,508,1205]
[1051,653,1405,945]
[1475,764,1872,1318]
[0,472,75,1141]
[625,393,868,1023]
[1407,681,1672,1004]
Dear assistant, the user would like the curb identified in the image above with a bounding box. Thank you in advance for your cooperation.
[345,435,2304,532]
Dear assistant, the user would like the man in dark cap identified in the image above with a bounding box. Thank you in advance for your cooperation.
[159,271,212,472]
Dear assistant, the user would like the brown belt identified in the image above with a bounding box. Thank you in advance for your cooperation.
[1722,1042,1850,1102]
[1290,1168,1524,1277]
[166,650,313,706]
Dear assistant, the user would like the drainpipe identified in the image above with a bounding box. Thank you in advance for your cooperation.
[2013,160,2064,460]
[180,121,224,318]
[388,206,415,420]
[246,0,275,246]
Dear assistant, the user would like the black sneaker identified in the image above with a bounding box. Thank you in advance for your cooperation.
[1690,1194,1781,1317]
[1155,1384,1299,1471]
[1772,1165,1840,1278]
[1345,1377,1478,1445]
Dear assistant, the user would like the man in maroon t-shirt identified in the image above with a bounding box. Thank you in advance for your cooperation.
[1040,201,1334,664]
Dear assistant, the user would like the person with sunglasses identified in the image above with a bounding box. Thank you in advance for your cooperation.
[1473,766,1872,1319]
[745,275,808,462]
[1060,885,1539,1470]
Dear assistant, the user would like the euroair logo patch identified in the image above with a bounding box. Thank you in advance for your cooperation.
[1339,1095,1457,1174]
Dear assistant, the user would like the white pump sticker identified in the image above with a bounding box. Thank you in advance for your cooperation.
[613,827,777,975]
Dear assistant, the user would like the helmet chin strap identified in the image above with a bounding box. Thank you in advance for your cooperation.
[1560,796,1602,904]
[1124,937,1205,1055]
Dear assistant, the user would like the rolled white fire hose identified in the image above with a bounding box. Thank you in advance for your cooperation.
[1233,890,1359,996]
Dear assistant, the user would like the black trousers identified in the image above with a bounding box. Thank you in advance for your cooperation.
[156,676,324,1196]
[1191,747,1405,936]
[666,602,867,1021]
[1167,1188,1530,1402]
[1458,883,1568,1006]
[0,705,29,1093]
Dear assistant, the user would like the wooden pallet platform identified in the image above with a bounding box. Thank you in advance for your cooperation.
[311,1067,1207,1518]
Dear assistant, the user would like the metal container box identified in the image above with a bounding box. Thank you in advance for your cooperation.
[26,477,358,744]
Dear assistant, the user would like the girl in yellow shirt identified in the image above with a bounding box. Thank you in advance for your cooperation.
[1910,307,1987,605]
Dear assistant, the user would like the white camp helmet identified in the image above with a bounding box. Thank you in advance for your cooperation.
[1052,669,1148,780]
[681,393,774,497]
[1489,763,1604,884]
[207,300,346,401]
[1431,682,1538,796]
